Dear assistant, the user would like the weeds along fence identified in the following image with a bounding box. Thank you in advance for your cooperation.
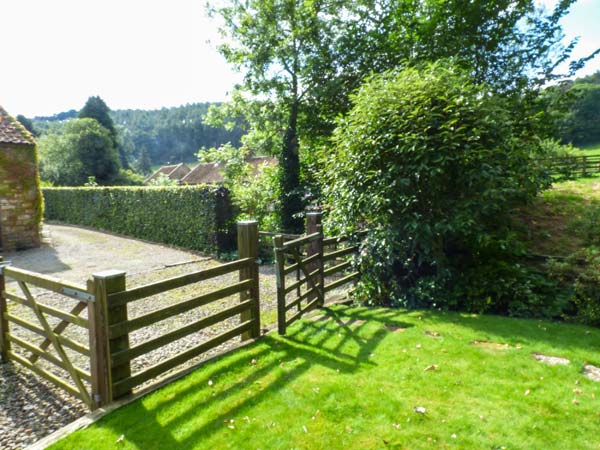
[0,222,260,410]
[0,215,363,410]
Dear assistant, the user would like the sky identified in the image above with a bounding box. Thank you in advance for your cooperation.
[1,0,599,118]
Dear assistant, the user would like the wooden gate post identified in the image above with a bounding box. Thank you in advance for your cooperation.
[237,221,260,340]
[0,256,10,363]
[306,212,324,305]
[274,235,286,335]
[90,270,128,407]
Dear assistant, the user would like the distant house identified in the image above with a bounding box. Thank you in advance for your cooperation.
[0,106,42,251]
[181,156,278,185]
[144,163,191,184]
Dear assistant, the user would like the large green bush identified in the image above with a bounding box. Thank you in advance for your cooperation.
[43,186,235,253]
[324,61,557,315]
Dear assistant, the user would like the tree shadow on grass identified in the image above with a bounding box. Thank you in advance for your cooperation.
[99,307,412,449]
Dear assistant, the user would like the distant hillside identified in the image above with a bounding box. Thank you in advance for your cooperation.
[32,103,243,167]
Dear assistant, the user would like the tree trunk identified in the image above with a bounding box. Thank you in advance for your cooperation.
[280,99,303,233]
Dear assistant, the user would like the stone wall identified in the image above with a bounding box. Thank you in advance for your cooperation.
[0,143,42,251]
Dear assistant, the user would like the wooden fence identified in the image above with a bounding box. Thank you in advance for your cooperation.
[544,154,600,178]
[0,215,363,410]
[0,222,260,410]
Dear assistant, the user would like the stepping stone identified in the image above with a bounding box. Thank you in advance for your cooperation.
[342,319,366,327]
[472,340,512,350]
[583,364,600,382]
[532,353,570,366]
[385,324,407,333]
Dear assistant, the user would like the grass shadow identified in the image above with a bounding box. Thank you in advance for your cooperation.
[96,307,409,449]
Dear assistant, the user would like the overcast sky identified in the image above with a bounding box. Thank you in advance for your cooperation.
[1,0,598,118]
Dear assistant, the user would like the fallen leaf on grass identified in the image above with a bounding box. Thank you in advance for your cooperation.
[425,330,441,338]
[414,406,427,414]
[116,435,125,444]
[524,389,531,396]
[424,364,438,372]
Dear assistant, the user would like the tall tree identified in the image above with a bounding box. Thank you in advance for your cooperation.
[79,96,130,168]
[210,0,347,232]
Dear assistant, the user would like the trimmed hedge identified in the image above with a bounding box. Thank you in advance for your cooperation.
[42,186,236,253]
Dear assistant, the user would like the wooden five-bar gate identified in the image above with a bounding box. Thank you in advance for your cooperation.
[0,221,260,410]
[0,215,362,411]
[272,212,362,334]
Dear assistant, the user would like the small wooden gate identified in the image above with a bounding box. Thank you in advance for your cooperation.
[0,257,96,409]
[273,212,362,334]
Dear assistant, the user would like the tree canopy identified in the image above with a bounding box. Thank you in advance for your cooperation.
[38,118,120,186]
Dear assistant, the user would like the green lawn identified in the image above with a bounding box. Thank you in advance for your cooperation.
[50,306,600,450]
[580,143,600,156]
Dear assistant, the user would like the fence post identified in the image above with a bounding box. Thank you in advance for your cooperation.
[0,256,10,363]
[306,212,324,305]
[90,270,128,406]
[274,235,287,335]
[237,221,260,340]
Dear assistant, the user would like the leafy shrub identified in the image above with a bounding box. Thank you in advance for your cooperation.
[42,186,235,253]
[548,248,600,326]
[324,61,555,315]
[199,143,280,231]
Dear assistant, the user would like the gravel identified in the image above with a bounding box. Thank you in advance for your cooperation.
[0,224,351,449]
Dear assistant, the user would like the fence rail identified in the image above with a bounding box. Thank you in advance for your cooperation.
[544,154,600,178]
[1,215,363,412]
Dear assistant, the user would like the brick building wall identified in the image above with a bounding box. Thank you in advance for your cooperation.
[0,143,41,251]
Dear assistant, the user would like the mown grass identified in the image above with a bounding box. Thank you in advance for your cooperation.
[50,306,600,450]
[580,143,600,156]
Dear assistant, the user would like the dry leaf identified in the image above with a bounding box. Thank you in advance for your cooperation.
[392,423,401,429]
[424,364,438,372]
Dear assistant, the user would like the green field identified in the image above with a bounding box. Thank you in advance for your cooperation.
[581,143,600,156]
[50,306,600,450]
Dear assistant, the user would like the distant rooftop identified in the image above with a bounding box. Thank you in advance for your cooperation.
[0,106,36,146]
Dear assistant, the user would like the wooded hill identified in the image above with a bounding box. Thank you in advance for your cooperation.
[31,103,243,169]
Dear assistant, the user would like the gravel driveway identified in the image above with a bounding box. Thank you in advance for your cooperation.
[1,224,278,450]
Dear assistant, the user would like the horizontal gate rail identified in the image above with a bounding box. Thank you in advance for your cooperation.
[107,258,253,306]
[108,280,252,339]
[112,320,254,398]
[97,221,261,401]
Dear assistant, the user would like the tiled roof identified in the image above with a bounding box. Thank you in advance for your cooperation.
[144,163,191,183]
[181,162,226,185]
[181,157,278,185]
[0,106,36,145]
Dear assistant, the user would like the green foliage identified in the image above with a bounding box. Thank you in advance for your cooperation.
[560,79,600,146]
[199,143,280,231]
[147,173,179,186]
[33,103,243,170]
[549,248,600,326]
[79,96,129,169]
[38,118,121,186]
[42,186,235,253]
[325,61,553,314]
